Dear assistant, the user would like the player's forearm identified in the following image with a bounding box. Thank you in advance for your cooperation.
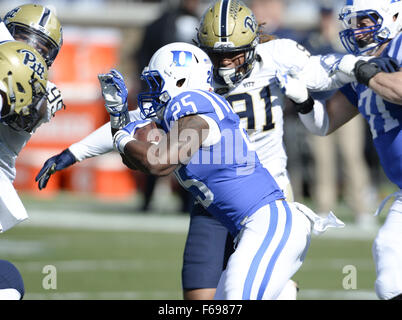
[369,72,402,105]
[68,121,114,162]
[123,140,177,176]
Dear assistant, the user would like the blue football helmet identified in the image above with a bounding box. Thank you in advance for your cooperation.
[339,0,402,55]
[138,42,213,119]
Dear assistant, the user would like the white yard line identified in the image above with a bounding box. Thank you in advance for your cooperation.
[21,209,379,239]
[16,259,176,272]
[22,210,190,233]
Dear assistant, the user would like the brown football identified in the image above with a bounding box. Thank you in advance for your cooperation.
[133,121,161,143]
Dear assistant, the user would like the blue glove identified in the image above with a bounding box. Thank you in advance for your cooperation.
[35,149,76,190]
[368,57,400,73]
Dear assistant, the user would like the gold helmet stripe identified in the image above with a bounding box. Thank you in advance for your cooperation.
[38,7,51,27]
[219,0,230,42]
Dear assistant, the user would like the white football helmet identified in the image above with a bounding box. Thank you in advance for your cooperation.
[138,42,213,119]
[339,0,402,55]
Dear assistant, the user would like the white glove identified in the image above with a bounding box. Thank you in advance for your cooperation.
[98,69,129,129]
[275,70,308,104]
[98,69,128,114]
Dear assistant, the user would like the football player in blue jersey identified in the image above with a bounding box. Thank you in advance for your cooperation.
[36,0,352,300]
[102,42,344,299]
[277,0,402,300]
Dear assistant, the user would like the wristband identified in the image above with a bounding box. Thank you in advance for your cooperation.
[113,130,136,154]
[293,95,314,114]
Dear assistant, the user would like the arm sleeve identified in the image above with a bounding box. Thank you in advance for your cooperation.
[302,54,355,92]
[298,99,329,136]
[69,109,141,161]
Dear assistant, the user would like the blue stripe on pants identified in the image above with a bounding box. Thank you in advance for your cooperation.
[257,200,292,299]
[242,202,278,299]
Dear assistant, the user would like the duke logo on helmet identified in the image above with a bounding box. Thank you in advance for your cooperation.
[171,51,193,67]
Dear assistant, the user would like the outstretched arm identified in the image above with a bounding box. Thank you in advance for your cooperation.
[276,70,359,136]
[35,109,142,190]
[115,115,209,176]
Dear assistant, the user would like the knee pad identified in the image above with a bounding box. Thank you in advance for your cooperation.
[0,260,24,300]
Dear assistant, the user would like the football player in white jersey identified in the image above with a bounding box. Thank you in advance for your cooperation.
[277,0,402,300]
[0,41,49,232]
[0,4,64,232]
[35,0,350,299]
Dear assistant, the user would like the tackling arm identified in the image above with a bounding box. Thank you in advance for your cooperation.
[115,115,209,176]
[368,71,402,105]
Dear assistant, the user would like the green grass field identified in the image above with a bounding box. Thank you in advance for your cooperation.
[0,192,384,300]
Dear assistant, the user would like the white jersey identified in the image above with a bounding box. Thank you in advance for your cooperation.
[222,39,347,178]
[0,81,63,182]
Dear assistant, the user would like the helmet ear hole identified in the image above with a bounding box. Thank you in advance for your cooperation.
[16,82,25,93]
[176,78,186,87]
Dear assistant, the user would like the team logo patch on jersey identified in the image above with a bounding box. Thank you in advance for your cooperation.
[20,49,46,80]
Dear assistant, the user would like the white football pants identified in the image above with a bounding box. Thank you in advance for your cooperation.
[214,200,312,300]
[0,170,28,233]
[373,191,402,300]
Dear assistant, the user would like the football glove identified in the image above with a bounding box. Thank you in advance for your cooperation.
[98,69,129,129]
[355,57,400,86]
[35,148,76,190]
[275,70,314,114]
[330,54,363,78]
[275,70,308,104]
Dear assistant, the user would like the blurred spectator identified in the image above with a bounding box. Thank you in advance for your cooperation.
[132,0,201,212]
[249,0,305,42]
[135,0,200,86]
[300,2,378,228]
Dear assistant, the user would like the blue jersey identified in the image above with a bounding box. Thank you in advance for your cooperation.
[160,89,284,236]
[340,33,402,188]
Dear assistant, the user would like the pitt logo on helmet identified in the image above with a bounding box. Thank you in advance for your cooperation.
[244,15,257,33]
[20,49,46,80]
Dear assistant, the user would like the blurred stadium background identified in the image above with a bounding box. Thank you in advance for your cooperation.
[0,0,397,300]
